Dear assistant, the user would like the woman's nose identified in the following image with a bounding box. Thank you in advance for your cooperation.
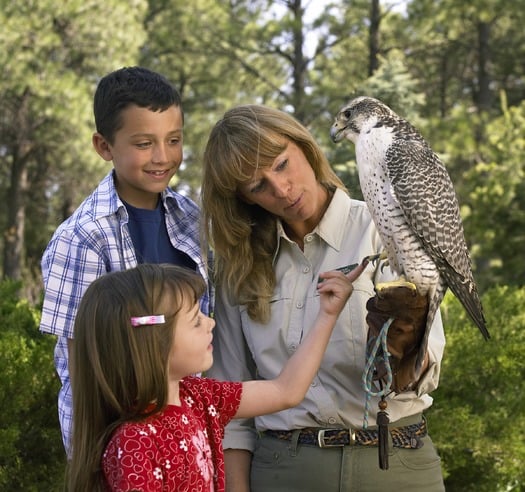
[271,177,290,198]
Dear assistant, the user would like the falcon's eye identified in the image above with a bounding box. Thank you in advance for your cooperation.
[343,109,352,119]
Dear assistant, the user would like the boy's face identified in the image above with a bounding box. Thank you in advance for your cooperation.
[93,104,183,209]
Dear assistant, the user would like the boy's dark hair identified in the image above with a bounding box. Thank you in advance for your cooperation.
[93,66,183,143]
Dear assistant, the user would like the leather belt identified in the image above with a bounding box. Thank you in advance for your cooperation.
[263,419,427,449]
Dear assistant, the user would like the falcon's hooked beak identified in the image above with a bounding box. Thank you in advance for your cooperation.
[330,119,347,143]
[330,107,356,143]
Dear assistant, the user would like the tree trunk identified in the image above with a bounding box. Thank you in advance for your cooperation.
[3,88,32,281]
[476,20,491,112]
[4,161,28,280]
[289,0,307,123]
[368,0,381,76]
[439,51,449,118]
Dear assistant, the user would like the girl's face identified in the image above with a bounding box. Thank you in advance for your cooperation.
[167,299,215,381]
[237,140,327,230]
[93,104,184,210]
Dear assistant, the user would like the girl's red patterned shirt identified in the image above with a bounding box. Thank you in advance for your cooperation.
[103,376,243,491]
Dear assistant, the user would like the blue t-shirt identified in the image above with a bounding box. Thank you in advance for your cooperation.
[124,198,196,270]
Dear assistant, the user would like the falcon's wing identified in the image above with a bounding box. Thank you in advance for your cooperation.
[385,136,470,279]
[386,135,488,338]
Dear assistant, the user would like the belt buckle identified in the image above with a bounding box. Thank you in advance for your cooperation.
[317,428,355,448]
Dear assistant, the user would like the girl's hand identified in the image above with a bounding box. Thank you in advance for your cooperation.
[317,259,368,316]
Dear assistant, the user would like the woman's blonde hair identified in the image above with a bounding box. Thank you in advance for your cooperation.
[67,264,205,491]
[201,105,346,322]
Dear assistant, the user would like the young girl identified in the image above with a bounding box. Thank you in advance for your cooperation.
[67,262,364,491]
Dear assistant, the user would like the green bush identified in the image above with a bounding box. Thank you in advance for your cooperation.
[428,286,525,491]
[0,279,66,491]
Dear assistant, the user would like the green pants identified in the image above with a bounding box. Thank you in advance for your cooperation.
[251,416,445,492]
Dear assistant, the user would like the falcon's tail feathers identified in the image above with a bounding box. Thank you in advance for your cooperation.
[443,272,490,340]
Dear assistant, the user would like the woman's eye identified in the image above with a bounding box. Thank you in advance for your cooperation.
[250,181,265,194]
[276,158,288,171]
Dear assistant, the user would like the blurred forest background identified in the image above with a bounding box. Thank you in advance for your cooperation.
[0,0,523,490]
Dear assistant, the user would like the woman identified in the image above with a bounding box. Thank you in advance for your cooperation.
[201,105,446,491]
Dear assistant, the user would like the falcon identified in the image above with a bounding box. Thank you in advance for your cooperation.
[330,96,489,369]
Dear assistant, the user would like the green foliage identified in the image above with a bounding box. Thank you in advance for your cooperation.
[0,0,148,284]
[0,280,65,491]
[463,97,525,289]
[427,286,525,491]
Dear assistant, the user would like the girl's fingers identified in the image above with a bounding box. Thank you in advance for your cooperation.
[345,258,368,282]
[318,257,368,285]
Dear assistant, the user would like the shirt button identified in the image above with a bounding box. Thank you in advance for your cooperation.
[290,344,297,351]
[303,266,310,273]
[296,301,303,309]
[328,417,337,425]
[305,235,313,243]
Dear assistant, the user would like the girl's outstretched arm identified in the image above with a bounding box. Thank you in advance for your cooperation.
[235,261,367,419]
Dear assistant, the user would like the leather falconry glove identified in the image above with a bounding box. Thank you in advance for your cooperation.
[366,284,430,393]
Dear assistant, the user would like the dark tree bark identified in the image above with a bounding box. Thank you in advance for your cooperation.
[288,0,308,123]
[3,88,32,281]
[476,20,491,112]
[368,0,381,76]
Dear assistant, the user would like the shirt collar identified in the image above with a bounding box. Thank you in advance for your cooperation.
[317,187,351,249]
[92,170,184,220]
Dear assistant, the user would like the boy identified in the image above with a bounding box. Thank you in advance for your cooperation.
[39,66,211,455]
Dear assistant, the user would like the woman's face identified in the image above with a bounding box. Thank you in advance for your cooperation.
[237,140,327,229]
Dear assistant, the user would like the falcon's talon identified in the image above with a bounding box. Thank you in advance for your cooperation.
[363,251,388,266]
[375,279,418,293]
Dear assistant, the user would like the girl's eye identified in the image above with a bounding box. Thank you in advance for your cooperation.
[169,137,181,145]
[194,316,202,328]
[136,141,151,149]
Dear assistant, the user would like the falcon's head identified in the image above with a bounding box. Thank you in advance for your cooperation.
[330,96,396,143]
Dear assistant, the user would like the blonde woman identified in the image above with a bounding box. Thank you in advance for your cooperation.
[202,105,446,491]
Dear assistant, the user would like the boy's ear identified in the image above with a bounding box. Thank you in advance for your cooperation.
[92,132,113,161]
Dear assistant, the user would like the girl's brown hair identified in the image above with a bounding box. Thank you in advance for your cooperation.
[201,105,346,322]
[67,264,205,491]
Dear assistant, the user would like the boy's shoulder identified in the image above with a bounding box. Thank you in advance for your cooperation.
[50,171,121,238]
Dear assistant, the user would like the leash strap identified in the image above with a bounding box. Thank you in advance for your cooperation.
[362,317,394,469]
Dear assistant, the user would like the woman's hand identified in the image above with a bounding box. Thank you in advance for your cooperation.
[366,285,429,392]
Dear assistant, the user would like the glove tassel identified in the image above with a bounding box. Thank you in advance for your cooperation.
[377,397,389,470]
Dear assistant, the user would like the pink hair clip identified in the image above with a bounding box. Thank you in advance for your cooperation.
[130,315,166,327]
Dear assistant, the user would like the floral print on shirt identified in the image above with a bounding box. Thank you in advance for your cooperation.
[102,377,242,491]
